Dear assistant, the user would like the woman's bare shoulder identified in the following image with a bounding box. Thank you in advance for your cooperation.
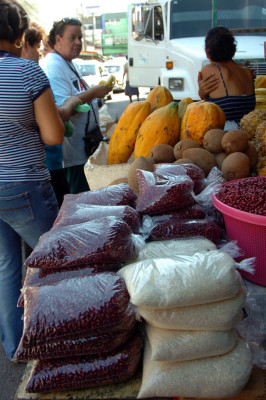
[201,63,217,77]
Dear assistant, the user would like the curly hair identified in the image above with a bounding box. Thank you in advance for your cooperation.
[48,18,82,47]
[0,0,29,42]
[205,26,236,62]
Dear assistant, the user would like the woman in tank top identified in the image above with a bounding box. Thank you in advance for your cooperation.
[198,26,255,128]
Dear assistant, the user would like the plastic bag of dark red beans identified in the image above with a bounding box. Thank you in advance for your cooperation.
[14,324,136,361]
[62,183,137,207]
[143,215,221,244]
[25,216,141,272]
[53,203,141,233]
[136,170,195,215]
[25,332,143,393]
[18,272,136,348]
[17,266,117,307]
[154,163,206,195]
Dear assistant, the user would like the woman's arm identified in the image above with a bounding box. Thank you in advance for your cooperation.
[34,88,65,145]
[57,96,82,122]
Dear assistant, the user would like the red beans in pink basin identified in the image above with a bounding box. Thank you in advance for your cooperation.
[215,177,266,216]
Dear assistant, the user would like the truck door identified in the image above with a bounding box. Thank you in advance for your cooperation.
[128,3,167,87]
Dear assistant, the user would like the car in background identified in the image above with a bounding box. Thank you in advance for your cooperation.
[73,58,109,87]
[103,57,127,92]
[73,58,112,102]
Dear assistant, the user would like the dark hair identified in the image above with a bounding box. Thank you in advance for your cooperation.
[48,17,82,46]
[0,0,29,42]
[24,21,45,46]
[205,26,236,62]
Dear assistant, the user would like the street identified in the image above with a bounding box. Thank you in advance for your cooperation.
[104,87,150,120]
[0,88,149,400]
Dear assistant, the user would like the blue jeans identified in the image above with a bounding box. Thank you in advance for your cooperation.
[0,180,58,359]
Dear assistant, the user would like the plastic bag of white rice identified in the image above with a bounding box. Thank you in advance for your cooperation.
[138,289,246,331]
[137,338,253,398]
[118,250,242,308]
[137,237,216,260]
[146,324,237,362]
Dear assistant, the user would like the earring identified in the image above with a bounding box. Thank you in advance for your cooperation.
[14,40,23,49]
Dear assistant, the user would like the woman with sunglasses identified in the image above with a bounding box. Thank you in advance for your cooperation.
[42,18,112,194]
[0,0,64,360]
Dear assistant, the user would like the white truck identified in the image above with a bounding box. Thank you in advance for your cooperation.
[127,0,266,100]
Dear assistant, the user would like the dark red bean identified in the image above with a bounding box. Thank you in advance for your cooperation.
[14,326,136,361]
[25,217,138,272]
[53,204,141,233]
[216,177,266,216]
[62,183,137,208]
[147,216,221,244]
[25,332,143,393]
[136,170,195,215]
[154,163,206,194]
[161,204,206,220]
[17,266,120,308]
[20,273,135,348]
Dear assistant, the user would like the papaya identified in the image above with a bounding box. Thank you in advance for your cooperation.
[134,101,180,159]
[107,101,151,164]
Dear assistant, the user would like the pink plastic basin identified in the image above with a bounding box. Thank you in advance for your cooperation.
[212,193,266,286]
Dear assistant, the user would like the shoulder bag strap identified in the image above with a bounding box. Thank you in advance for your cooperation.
[53,50,98,129]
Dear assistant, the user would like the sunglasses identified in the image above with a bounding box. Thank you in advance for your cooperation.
[62,17,81,25]
[55,17,82,28]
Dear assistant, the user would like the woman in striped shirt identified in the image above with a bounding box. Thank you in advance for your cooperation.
[0,0,64,360]
[198,26,255,129]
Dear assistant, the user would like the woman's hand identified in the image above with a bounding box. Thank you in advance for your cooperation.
[198,71,219,100]
[77,84,113,104]
[92,84,113,99]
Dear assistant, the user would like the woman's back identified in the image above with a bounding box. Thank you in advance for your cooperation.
[202,60,254,98]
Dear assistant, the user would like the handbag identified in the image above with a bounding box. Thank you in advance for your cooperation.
[83,108,104,157]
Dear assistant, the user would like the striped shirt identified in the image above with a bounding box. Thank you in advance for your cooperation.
[0,51,51,181]
[208,94,256,123]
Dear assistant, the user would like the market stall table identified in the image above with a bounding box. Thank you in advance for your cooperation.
[15,363,265,400]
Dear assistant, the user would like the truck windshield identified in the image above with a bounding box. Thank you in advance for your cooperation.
[170,0,266,39]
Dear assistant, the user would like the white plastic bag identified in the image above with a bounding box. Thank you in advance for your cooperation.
[137,338,253,398]
[137,237,216,260]
[118,250,243,308]
[138,289,246,331]
[146,324,237,362]
[192,166,224,210]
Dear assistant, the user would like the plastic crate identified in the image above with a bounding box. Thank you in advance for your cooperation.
[212,194,266,287]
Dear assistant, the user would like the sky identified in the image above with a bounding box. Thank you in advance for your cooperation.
[30,0,134,32]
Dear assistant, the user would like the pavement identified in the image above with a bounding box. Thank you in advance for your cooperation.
[0,345,26,400]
